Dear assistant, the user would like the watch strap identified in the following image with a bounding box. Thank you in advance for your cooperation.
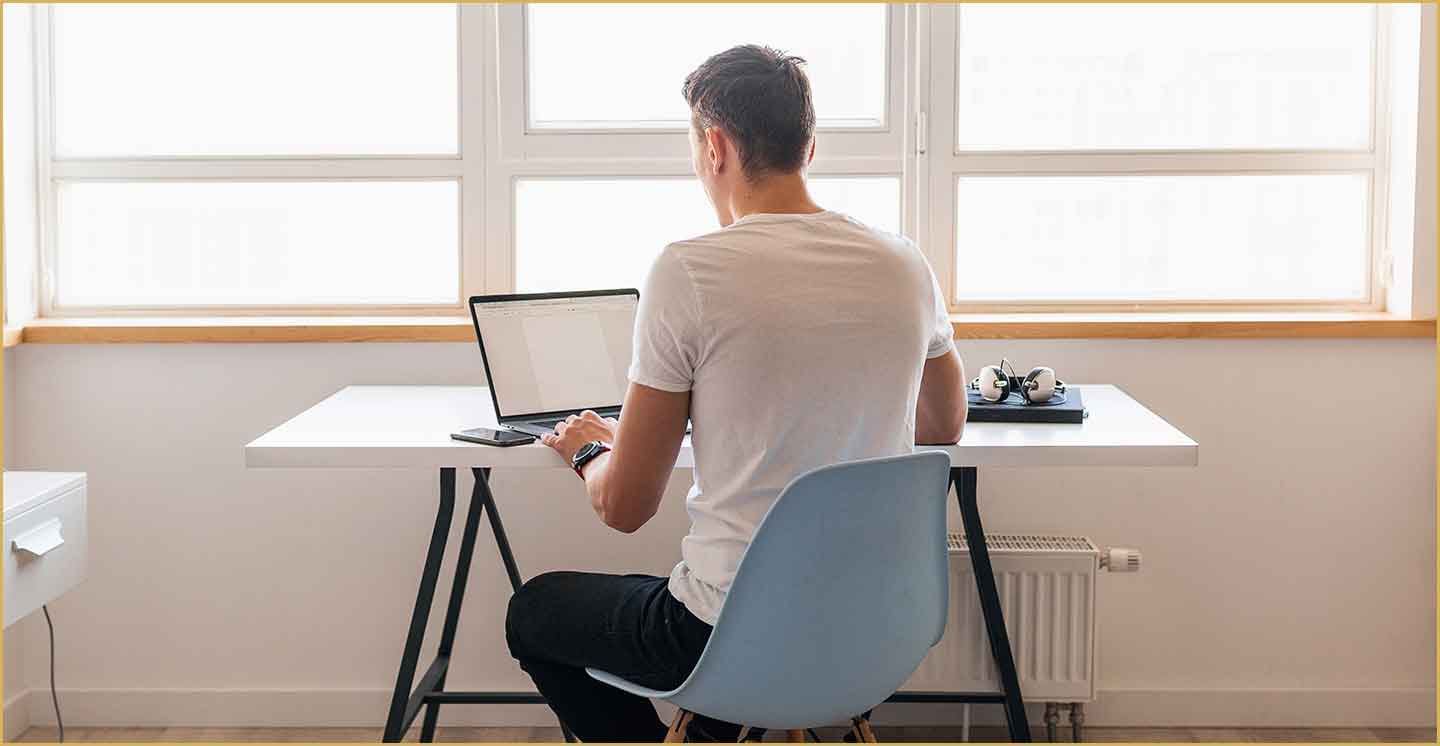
[571,441,611,479]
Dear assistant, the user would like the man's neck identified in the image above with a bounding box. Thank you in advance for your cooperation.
[726,172,823,224]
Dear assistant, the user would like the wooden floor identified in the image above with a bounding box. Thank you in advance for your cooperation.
[13,726,1438,743]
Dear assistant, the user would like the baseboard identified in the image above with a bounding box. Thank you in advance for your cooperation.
[5,688,32,740]
[873,688,1437,729]
[1092,688,1436,728]
[21,689,560,729]
[17,687,1436,730]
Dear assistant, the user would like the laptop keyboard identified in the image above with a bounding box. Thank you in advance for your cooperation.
[528,414,692,435]
[529,413,620,432]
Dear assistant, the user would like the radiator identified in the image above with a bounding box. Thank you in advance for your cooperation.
[904,534,1138,704]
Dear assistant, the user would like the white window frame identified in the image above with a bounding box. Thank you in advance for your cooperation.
[481,3,914,295]
[31,3,473,318]
[915,3,1408,314]
[15,3,1425,319]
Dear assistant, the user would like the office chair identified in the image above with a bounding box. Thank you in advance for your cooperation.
[587,451,952,743]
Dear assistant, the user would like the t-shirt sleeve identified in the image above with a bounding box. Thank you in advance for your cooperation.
[925,260,957,359]
[628,248,703,392]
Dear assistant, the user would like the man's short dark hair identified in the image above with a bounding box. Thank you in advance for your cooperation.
[681,44,815,180]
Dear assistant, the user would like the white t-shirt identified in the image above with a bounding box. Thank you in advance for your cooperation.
[628,210,957,624]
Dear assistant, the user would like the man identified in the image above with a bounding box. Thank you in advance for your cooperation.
[506,45,967,743]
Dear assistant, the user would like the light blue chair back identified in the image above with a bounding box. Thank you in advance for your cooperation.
[588,451,952,730]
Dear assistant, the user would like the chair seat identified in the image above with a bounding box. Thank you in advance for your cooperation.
[584,667,680,700]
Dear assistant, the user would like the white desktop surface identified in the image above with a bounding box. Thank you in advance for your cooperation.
[245,384,1196,470]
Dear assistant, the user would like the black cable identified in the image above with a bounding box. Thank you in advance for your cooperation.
[42,605,62,743]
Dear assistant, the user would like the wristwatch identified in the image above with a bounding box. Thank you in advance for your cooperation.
[571,441,611,479]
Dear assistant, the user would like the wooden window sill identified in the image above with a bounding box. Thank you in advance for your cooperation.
[15,316,474,344]
[5,312,1433,345]
[947,312,1436,339]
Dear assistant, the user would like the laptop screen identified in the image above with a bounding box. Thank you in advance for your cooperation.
[471,292,637,419]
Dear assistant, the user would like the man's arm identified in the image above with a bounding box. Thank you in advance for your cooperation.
[541,382,690,533]
[916,348,966,445]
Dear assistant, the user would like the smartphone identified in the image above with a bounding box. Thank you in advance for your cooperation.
[450,427,536,447]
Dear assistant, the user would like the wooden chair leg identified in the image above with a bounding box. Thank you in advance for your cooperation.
[785,729,807,742]
[852,716,879,743]
[665,709,694,743]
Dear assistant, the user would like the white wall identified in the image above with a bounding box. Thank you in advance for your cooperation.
[3,348,28,739]
[3,338,1434,729]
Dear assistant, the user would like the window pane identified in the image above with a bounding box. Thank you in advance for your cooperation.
[515,177,900,292]
[955,175,1369,302]
[53,4,457,156]
[527,4,886,128]
[957,4,1373,150]
[57,181,458,306]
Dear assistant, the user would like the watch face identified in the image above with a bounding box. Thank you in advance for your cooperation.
[573,441,601,464]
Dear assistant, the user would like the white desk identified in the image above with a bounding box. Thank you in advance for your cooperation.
[245,384,1196,470]
[246,384,1195,743]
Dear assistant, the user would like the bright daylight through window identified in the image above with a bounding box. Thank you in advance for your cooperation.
[10,2,1417,317]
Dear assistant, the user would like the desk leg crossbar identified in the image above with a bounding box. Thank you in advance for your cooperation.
[381,466,1026,744]
[382,468,574,743]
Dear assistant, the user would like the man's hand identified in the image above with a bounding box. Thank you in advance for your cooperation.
[540,410,618,464]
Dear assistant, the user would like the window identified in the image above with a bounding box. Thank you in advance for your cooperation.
[39,3,462,314]
[52,4,457,156]
[11,3,1427,319]
[513,177,900,293]
[57,181,458,306]
[924,3,1411,311]
[953,4,1374,151]
[492,3,905,295]
[953,174,1370,302]
[525,3,887,129]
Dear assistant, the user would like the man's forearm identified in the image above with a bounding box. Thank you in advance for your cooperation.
[916,398,966,444]
[584,451,665,534]
[581,452,624,527]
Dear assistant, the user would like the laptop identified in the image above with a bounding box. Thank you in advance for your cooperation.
[468,289,639,438]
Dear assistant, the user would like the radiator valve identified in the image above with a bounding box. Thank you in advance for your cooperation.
[1101,547,1141,572]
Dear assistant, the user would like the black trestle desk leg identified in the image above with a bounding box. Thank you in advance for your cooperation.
[474,468,525,593]
[953,466,1031,742]
[384,468,457,743]
[418,470,490,742]
[473,468,577,744]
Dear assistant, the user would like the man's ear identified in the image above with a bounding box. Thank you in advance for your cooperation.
[705,127,727,176]
[807,138,816,166]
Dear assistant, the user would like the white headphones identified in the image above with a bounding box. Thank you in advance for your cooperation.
[968,358,1067,405]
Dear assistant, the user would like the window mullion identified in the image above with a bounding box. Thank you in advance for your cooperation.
[34,3,58,319]
[1370,4,1395,312]
[485,3,517,293]
[459,3,488,301]
[897,3,923,243]
[923,3,960,308]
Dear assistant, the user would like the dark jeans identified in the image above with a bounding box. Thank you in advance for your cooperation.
[506,571,742,743]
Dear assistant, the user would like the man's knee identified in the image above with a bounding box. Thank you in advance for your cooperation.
[505,571,572,660]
